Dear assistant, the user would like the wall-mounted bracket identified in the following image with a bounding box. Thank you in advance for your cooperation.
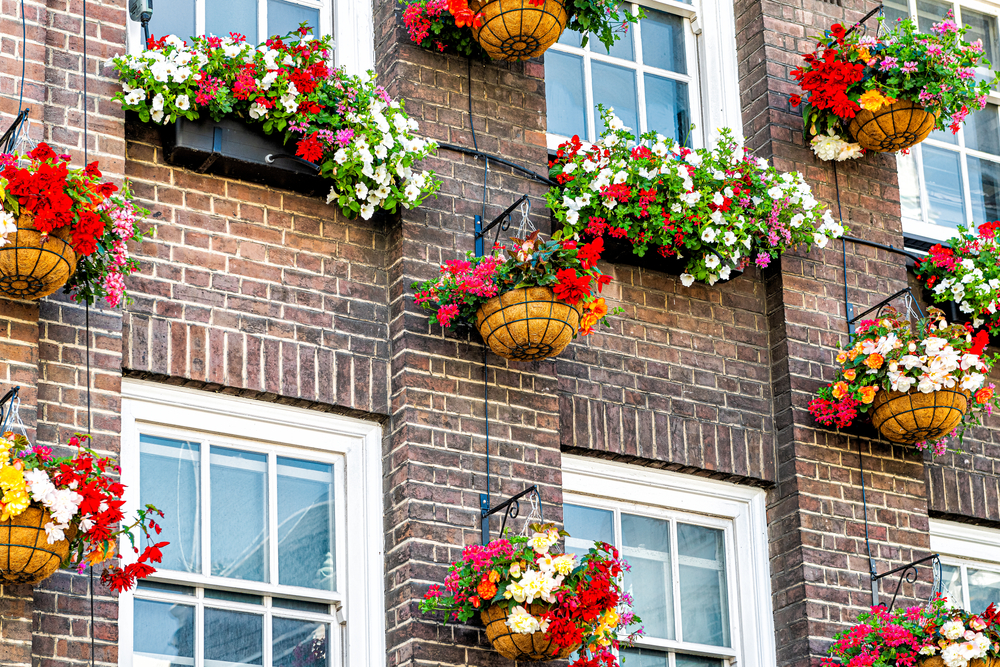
[871,554,940,609]
[0,108,30,154]
[0,386,19,434]
[847,287,924,337]
[480,485,542,545]
[474,194,529,257]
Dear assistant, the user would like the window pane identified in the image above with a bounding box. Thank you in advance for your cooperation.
[205,608,264,665]
[545,51,587,139]
[148,2,195,41]
[273,618,328,667]
[882,0,910,24]
[558,28,582,47]
[595,9,635,61]
[940,564,963,608]
[964,105,1000,155]
[204,589,264,605]
[622,513,674,640]
[678,523,730,647]
[593,61,638,137]
[619,647,668,666]
[140,435,201,574]
[963,9,1000,71]
[134,599,195,667]
[645,75,690,146]
[676,656,724,667]
[267,0,320,39]
[211,447,268,582]
[206,0,258,40]
[968,568,1000,614]
[641,10,686,73]
[563,504,613,558]
[278,457,336,591]
[922,145,966,227]
[969,156,1000,224]
[898,152,923,221]
[916,0,951,32]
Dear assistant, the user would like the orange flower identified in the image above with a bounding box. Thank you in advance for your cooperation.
[470,595,481,608]
[863,353,884,370]
[488,569,500,583]
[843,369,856,381]
[976,386,994,404]
[579,313,599,335]
[859,385,878,404]
[587,297,608,319]
[832,381,849,400]
[836,351,848,364]
[477,577,498,601]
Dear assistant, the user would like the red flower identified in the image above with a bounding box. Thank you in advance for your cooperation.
[296,133,324,163]
[553,268,592,305]
[790,94,802,107]
[577,237,604,269]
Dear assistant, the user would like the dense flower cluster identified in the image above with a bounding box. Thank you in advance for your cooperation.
[913,222,1000,334]
[111,28,439,219]
[0,143,151,306]
[0,432,166,593]
[792,15,998,160]
[419,524,642,667]
[824,597,1000,667]
[412,231,614,334]
[809,307,998,454]
[546,107,845,285]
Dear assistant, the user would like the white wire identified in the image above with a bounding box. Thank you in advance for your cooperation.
[517,492,543,537]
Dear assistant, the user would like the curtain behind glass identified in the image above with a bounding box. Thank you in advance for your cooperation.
[677,523,730,647]
[140,435,201,574]
[210,447,268,581]
[277,457,335,590]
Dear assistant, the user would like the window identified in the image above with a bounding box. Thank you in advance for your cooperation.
[931,518,1000,614]
[544,0,741,149]
[884,0,1000,243]
[562,456,775,667]
[119,381,384,667]
[126,0,375,74]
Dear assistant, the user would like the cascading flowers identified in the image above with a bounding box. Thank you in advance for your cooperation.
[111,27,440,219]
[546,106,845,285]
[823,597,1000,667]
[808,307,999,454]
[419,523,643,667]
[412,230,615,335]
[792,15,998,161]
[0,143,152,307]
[913,221,1000,334]
[0,431,167,593]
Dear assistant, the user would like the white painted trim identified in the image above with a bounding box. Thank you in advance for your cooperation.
[930,518,1000,564]
[118,380,385,667]
[561,455,776,667]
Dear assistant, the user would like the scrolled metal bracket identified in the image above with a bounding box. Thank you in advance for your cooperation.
[480,485,542,545]
[0,386,19,434]
[474,193,528,257]
[871,554,940,610]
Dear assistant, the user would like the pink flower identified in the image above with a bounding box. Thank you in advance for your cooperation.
[436,303,459,328]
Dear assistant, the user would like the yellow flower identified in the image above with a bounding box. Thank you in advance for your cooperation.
[855,46,871,61]
[0,465,25,494]
[0,490,29,521]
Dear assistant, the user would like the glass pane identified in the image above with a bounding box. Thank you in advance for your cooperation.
[545,51,588,139]
[273,618,328,667]
[267,0,320,39]
[881,0,910,24]
[595,7,635,60]
[897,152,923,221]
[204,589,264,605]
[645,75,690,146]
[968,568,1000,614]
[676,656,724,667]
[619,647,668,667]
[148,1,196,42]
[916,0,951,32]
[678,523,730,647]
[940,564,963,608]
[140,435,201,574]
[963,9,1000,71]
[211,447,268,582]
[134,599,195,667]
[622,514,674,640]
[968,156,1000,224]
[206,0,258,40]
[922,145,966,227]
[558,28,582,47]
[964,104,1000,155]
[205,608,264,665]
[278,457,336,591]
[273,598,330,613]
[563,504,613,558]
[641,10,686,73]
[593,61,638,137]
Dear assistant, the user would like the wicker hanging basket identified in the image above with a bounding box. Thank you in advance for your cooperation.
[920,658,1000,667]
[0,505,71,585]
[869,387,969,445]
[481,603,578,661]
[475,287,580,361]
[0,211,78,301]
[846,99,938,153]
[468,0,568,61]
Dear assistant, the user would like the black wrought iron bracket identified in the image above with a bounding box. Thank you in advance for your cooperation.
[844,3,884,39]
[480,485,542,545]
[474,193,528,257]
[1,108,30,154]
[842,235,926,335]
[871,554,940,609]
[0,386,19,434]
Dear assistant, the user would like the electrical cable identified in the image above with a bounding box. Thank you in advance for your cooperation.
[17,0,26,119]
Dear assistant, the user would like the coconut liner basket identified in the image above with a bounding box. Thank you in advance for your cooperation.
[0,211,78,301]
[847,99,938,153]
[0,505,72,585]
[921,658,1000,667]
[468,0,568,60]
[475,286,581,362]
[869,387,969,445]
[481,603,578,661]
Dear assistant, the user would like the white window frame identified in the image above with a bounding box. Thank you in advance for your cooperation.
[125,0,375,75]
[562,455,775,667]
[544,0,742,150]
[118,380,385,667]
[894,0,1000,243]
[930,518,1000,610]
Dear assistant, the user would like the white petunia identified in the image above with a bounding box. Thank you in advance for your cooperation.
[680,273,695,287]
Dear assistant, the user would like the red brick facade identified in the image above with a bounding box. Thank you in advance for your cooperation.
[0,0,998,666]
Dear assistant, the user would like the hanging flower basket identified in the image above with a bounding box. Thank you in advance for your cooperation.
[0,212,77,301]
[847,99,938,153]
[467,0,568,60]
[475,287,580,361]
[921,659,1000,667]
[870,387,969,445]
[0,505,71,584]
[481,602,577,661]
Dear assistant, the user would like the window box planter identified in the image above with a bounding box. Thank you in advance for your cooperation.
[582,232,744,283]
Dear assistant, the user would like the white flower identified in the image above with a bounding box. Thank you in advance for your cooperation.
[151,93,164,111]
[813,232,829,248]
[719,266,732,280]
[506,606,541,634]
[685,152,703,167]
[705,254,720,269]
[326,187,339,205]
[175,94,190,111]
[124,88,145,105]
[712,192,725,206]
[680,273,695,287]
[43,522,66,544]
[355,182,369,200]
[723,231,737,246]
[607,114,625,131]
[551,554,575,575]
[810,129,863,161]
[960,373,986,391]
[334,149,348,164]
[702,227,718,243]
[249,102,268,119]
[150,109,164,123]
[404,182,421,201]
[767,186,783,200]
[359,203,375,220]
[527,529,558,554]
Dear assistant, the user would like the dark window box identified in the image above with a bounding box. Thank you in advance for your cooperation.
[159,116,329,197]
